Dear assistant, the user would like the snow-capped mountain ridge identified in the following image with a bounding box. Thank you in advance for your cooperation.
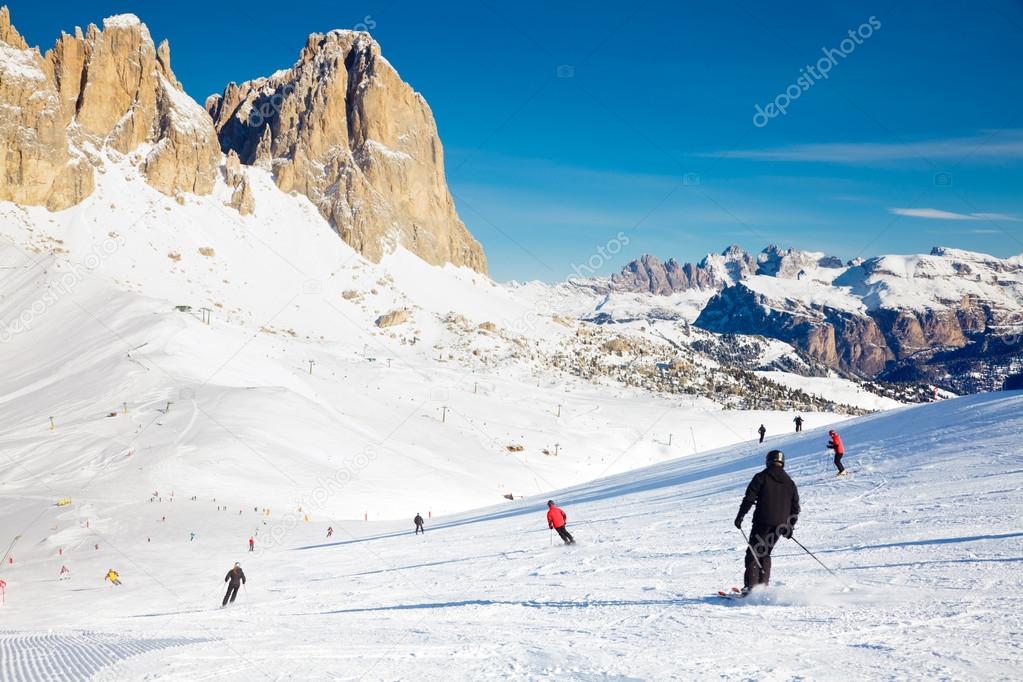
[564,243,1023,391]
[608,244,850,295]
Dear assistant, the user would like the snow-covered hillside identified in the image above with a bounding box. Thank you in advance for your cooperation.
[1,391,1019,679]
[0,156,875,522]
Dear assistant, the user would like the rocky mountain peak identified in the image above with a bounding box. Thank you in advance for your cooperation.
[0,8,220,208]
[206,29,487,273]
[756,245,843,278]
[611,245,757,295]
[0,5,27,49]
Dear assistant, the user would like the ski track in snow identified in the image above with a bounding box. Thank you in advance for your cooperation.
[0,631,211,681]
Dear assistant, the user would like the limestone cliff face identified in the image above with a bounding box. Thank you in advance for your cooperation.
[694,283,897,376]
[206,30,487,273]
[0,8,219,208]
[0,7,92,209]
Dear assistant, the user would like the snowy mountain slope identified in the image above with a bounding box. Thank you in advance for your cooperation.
[752,371,903,411]
[0,392,1019,679]
[0,156,872,524]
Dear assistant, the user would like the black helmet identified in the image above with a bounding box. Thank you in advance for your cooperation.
[547,500,555,506]
[765,450,784,467]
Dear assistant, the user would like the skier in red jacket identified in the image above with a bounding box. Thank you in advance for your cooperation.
[827,430,846,476]
[546,500,575,545]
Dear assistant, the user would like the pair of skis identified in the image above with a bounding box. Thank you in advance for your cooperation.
[716,586,746,599]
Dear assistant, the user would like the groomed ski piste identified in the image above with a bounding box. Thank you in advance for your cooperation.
[1,391,1020,680]
[0,132,1018,681]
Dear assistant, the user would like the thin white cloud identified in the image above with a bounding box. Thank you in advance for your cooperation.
[971,212,1023,222]
[707,130,1023,163]
[889,207,1022,221]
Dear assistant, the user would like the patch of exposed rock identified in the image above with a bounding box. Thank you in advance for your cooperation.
[375,308,410,328]
[223,150,255,215]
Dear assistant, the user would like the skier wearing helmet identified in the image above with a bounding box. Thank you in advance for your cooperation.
[733,450,800,593]
[222,562,246,607]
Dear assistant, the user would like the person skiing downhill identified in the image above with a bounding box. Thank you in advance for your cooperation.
[59,565,71,581]
[827,430,846,476]
[547,500,575,545]
[222,562,246,606]
[248,537,254,552]
[414,514,425,535]
[793,415,804,433]
[326,526,333,538]
[105,569,122,586]
[734,450,800,594]
[758,424,767,443]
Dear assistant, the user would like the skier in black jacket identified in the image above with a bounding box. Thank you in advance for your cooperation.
[222,562,246,607]
[734,450,800,593]
[414,514,425,535]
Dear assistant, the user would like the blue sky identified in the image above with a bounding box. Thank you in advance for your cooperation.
[7,1,1023,281]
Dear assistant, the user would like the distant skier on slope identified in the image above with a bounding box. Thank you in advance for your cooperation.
[248,537,254,552]
[734,450,800,594]
[326,526,333,538]
[758,424,767,443]
[222,562,246,606]
[105,569,122,586]
[59,565,70,581]
[827,429,847,476]
[414,514,425,535]
[547,500,575,545]
[190,532,196,542]
[793,415,804,433]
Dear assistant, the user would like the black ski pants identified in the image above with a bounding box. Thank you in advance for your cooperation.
[223,582,240,606]
[834,453,845,473]
[759,433,765,443]
[744,524,781,589]
[555,525,574,544]
[415,524,424,535]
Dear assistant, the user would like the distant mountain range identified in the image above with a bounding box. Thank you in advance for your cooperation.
[585,245,1023,393]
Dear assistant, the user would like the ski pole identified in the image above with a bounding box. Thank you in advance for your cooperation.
[739,528,763,571]
[549,528,553,546]
[790,536,848,586]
